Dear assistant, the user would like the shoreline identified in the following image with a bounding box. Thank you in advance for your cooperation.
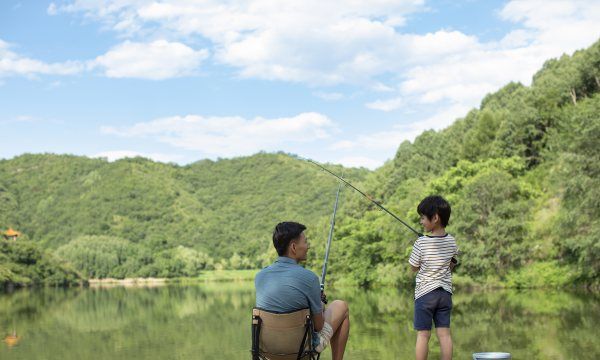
[88,277,169,287]
[87,270,259,287]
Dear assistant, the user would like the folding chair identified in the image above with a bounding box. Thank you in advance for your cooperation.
[251,307,321,360]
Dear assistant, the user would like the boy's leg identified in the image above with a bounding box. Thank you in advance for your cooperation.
[323,300,350,360]
[435,327,452,360]
[433,290,453,360]
[414,292,435,360]
[416,330,431,360]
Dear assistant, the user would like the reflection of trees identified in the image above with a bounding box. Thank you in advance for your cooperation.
[1,286,598,359]
[0,284,256,359]
[0,288,80,332]
[324,287,599,360]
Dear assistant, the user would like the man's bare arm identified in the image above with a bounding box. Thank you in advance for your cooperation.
[313,310,324,331]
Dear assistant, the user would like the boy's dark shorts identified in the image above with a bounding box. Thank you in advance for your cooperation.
[414,287,452,331]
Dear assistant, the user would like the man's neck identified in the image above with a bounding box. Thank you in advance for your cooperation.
[280,255,299,263]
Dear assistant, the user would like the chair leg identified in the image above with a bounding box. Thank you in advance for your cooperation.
[252,314,262,360]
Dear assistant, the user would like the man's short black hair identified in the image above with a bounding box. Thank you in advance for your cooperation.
[417,195,451,227]
[273,222,306,256]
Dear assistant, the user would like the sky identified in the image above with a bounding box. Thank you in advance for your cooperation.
[1,1,599,169]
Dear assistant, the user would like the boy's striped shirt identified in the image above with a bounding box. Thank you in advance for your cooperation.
[409,234,458,300]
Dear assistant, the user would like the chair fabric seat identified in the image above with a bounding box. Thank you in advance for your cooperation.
[252,308,320,360]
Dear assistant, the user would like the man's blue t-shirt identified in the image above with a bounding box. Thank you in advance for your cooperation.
[255,256,323,348]
[255,256,322,314]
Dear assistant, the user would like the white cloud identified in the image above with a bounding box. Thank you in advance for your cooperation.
[50,0,600,101]
[23,0,600,169]
[313,91,344,101]
[34,0,600,90]
[94,150,183,163]
[366,97,404,111]
[51,0,599,113]
[370,82,396,92]
[367,0,600,112]
[47,3,57,15]
[15,115,35,122]
[330,128,406,153]
[93,40,208,80]
[331,103,470,152]
[101,112,337,157]
[1,38,209,81]
[0,39,84,78]
[500,0,600,51]
[52,0,465,85]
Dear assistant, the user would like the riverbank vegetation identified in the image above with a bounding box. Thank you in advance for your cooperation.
[321,39,600,289]
[1,40,598,289]
[0,152,366,284]
[0,239,83,287]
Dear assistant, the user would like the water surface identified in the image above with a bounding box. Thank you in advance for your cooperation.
[1,284,598,359]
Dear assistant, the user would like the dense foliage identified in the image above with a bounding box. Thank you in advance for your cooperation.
[0,239,82,287]
[0,152,366,280]
[0,40,598,287]
[322,39,600,288]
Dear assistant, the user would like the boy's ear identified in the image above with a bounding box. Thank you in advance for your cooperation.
[432,213,440,224]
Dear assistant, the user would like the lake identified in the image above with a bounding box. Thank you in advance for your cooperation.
[1,283,598,359]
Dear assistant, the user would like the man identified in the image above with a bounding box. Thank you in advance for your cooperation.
[255,222,350,360]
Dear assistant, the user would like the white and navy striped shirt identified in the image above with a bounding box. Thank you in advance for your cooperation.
[409,234,458,300]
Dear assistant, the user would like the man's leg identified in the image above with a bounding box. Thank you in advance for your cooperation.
[416,330,431,360]
[323,300,350,360]
[436,327,452,360]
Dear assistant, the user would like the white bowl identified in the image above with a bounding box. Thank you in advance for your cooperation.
[472,352,512,359]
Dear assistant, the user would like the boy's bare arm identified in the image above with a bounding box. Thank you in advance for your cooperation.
[411,265,420,272]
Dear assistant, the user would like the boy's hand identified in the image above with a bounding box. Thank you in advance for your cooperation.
[449,257,458,271]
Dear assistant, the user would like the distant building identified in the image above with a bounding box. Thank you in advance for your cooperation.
[2,228,20,241]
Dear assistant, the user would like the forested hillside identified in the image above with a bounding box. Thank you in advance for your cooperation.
[0,152,366,280]
[0,239,82,287]
[1,40,598,287]
[321,39,600,289]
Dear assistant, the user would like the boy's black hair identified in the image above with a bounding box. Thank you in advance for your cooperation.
[272,222,307,256]
[417,195,451,227]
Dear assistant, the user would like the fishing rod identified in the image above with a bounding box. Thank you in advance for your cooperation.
[305,158,423,237]
[320,180,342,297]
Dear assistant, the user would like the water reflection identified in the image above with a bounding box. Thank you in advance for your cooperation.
[0,284,598,359]
[3,330,19,348]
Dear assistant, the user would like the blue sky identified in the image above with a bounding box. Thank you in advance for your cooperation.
[1,1,599,168]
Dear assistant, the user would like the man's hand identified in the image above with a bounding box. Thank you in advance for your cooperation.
[321,291,328,304]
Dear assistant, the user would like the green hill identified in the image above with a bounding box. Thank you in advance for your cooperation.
[1,39,598,288]
[325,39,600,289]
[0,152,367,279]
[0,239,83,287]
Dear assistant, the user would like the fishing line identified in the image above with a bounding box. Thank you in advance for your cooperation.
[303,158,423,237]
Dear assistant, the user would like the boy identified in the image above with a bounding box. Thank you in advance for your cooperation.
[409,195,458,360]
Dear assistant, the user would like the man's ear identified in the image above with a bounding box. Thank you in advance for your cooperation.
[289,241,296,255]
